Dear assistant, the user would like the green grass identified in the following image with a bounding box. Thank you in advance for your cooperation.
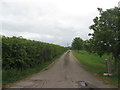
[2,54,62,86]
[72,50,118,86]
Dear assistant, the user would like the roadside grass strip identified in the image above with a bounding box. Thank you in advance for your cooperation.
[72,50,118,87]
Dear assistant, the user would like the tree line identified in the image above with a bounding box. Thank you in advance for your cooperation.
[72,7,120,65]
[2,36,67,70]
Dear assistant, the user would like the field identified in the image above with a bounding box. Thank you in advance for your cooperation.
[72,50,118,86]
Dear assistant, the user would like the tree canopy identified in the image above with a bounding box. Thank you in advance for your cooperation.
[71,37,83,50]
[89,7,120,62]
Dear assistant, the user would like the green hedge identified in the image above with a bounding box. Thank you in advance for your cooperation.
[2,36,67,70]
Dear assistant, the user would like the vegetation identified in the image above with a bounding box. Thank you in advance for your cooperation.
[2,36,67,85]
[72,50,118,86]
[72,7,120,60]
[2,6,120,87]
[3,56,59,85]
[71,37,83,50]
[72,7,120,71]
[89,7,120,63]
[71,7,119,86]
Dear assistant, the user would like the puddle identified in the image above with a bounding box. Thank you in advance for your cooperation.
[76,81,97,88]
[79,81,88,87]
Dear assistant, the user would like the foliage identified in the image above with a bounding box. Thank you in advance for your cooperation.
[89,7,120,62]
[2,57,57,85]
[71,37,83,50]
[2,36,67,70]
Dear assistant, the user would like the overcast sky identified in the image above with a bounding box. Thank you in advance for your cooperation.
[0,0,119,46]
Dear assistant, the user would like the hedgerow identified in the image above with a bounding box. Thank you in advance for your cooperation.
[2,36,67,70]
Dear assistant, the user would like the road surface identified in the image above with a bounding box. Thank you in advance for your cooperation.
[7,51,115,88]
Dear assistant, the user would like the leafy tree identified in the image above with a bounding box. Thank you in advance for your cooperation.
[72,37,83,50]
[83,39,94,53]
[89,7,120,63]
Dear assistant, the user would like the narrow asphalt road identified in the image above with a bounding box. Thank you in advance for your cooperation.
[7,51,115,88]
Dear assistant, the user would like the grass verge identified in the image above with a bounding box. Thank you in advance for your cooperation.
[2,52,64,87]
[72,50,118,87]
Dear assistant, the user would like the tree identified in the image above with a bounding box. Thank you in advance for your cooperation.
[83,39,94,53]
[72,37,83,50]
[89,7,120,63]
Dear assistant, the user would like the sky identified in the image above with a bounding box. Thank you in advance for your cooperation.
[0,0,119,46]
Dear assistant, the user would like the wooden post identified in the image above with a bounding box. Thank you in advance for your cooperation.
[107,57,111,74]
[105,58,108,73]
[104,57,112,76]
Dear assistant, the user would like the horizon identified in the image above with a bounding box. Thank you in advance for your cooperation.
[0,0,119,46]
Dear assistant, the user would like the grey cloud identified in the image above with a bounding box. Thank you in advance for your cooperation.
[1,0,117,46]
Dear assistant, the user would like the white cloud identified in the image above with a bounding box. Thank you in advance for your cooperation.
[1,0,119,46]
[19,32,54,40]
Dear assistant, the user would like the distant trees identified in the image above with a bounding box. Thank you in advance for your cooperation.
[71,37,93,51]
[89,7,120,63]
[71,37,83,50]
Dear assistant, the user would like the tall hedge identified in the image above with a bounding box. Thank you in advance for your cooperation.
[2,36,67,70]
